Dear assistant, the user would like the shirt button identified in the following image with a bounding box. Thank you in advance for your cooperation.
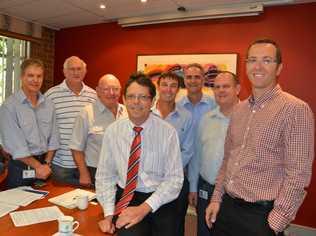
[241,144,245,149]
[235,162,239,166]
[229,180,234,184]
[246,126,250,130]
[252,110,256,113]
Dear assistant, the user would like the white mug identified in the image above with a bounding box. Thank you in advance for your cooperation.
[58,215,79,236]
[76,194,89,210]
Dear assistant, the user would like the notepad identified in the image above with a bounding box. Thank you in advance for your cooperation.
[48,189,96,209]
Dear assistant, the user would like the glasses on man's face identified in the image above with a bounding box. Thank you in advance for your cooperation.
[246,57,278,66]
[100,87,121,93]
[125,94,151,102]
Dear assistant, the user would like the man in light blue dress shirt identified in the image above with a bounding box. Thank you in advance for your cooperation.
[152,72,194,236]
[191,71,240,236]
[0,58,59,188]
[177,63,217,207]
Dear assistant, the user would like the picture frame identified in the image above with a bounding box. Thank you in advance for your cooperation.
[137,53,238,88]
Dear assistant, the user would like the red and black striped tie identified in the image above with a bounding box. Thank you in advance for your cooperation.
[114,126,143,215]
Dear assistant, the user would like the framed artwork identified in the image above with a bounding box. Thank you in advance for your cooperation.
[137,53,238,88]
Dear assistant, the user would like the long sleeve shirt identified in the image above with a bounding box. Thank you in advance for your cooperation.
[0,90,59,159]
[151,104,194,168]
[211,85,314,232]
[95,113,183,216]
[190,107,230,192]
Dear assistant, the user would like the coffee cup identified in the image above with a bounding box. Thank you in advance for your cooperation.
[76,194,89,210]
[58,215,79,236]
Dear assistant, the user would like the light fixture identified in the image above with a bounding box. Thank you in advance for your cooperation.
[118,3,264,27]
[100,4,106,9]
[141,0,147,3]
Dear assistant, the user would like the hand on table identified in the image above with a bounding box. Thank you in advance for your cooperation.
[35,164,51,179]
[98,216,115,234]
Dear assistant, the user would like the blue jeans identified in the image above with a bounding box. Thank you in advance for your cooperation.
[52,164,79,186]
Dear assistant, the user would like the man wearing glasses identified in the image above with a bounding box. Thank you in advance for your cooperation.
[96,73,183,236]
[205,39,314,236]
[69,74,127,187]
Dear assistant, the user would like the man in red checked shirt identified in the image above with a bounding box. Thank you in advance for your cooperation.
[205,39,314,236]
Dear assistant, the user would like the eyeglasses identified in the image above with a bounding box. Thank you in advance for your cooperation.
[99,87,121,93]
[246,57,278,65]
[125,94,151,101]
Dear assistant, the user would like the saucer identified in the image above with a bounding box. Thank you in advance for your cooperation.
[52,233,81,236]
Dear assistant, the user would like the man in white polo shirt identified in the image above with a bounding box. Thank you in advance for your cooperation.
[45,56,97,185]
[69,74,126,187]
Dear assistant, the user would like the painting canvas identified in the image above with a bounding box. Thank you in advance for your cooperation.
[137,53,237,88]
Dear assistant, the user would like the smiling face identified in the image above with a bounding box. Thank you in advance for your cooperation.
[21,65,44,96]
[184,66,204,95]
[246,43,283,97]
[213,72,240,109]
[63,57,86,84]
[96,75,121,109]
[157,76,179,103]
[124,81,153,126]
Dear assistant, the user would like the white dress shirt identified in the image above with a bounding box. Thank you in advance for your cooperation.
[95,113,183,216]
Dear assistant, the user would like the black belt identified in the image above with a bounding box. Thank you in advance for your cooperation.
[225,193,274,209]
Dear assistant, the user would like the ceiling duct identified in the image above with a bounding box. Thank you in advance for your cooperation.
[118,3,264,27]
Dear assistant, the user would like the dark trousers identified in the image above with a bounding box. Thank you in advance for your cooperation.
[197,176,215,236]
[212,194,284,236]
[114,186,177,236]
[51,164,79,186]
[6,155,45,189]
[175,175,189,236]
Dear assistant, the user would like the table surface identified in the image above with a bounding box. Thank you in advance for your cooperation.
[0,181,112,236]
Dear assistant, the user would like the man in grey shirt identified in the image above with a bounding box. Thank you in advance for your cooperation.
[69,74,126,187]
[0,58,59,188]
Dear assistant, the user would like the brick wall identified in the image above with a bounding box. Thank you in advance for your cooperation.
[31,27,55,93]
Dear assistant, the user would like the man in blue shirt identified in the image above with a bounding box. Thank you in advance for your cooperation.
[192,71,240,236]
[0,58,59,188]
[177,63,217,207]
[152,72,194,236]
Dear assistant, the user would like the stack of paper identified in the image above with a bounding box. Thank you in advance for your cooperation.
[10,206,64,227]
[0,186,49,217]
[48,188,96,209]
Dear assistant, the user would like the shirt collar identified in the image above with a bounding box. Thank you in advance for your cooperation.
[128,112,153,131]
[96,99,126,119]
[248,84,282,108]
[16,89,45,105]
[60,79,88,95]
[208,106,228,120]
[151,102,180,118]
[181,93,212,106]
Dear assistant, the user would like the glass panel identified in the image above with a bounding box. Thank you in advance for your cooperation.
[0,35,30,105]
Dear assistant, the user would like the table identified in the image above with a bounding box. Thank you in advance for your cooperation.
[0,181,112,236]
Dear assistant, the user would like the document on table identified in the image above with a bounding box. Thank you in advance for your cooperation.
[0,202,19,218]
[0,186,49,218]
[10,206,64,227]
[48,188,95,209]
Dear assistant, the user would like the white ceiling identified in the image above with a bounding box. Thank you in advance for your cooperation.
[0,0,314,29]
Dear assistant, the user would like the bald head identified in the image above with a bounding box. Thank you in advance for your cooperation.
[96,74,121,109]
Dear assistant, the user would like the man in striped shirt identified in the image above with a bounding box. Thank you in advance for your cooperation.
[205,39,314,235]
[45,56,96,185]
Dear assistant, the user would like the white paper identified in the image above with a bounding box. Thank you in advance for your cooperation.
[9,206,64,227]
[48,188,95,209]
[0,187,46,207]
[0,201,19,218]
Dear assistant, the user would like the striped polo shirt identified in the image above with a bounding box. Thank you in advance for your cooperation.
[45,79,97,168]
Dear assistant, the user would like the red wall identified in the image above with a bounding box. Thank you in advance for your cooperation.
[55,3,316,227]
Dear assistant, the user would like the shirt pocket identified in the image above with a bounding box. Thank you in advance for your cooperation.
[88,126,105,145]
[142,150,165,179]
